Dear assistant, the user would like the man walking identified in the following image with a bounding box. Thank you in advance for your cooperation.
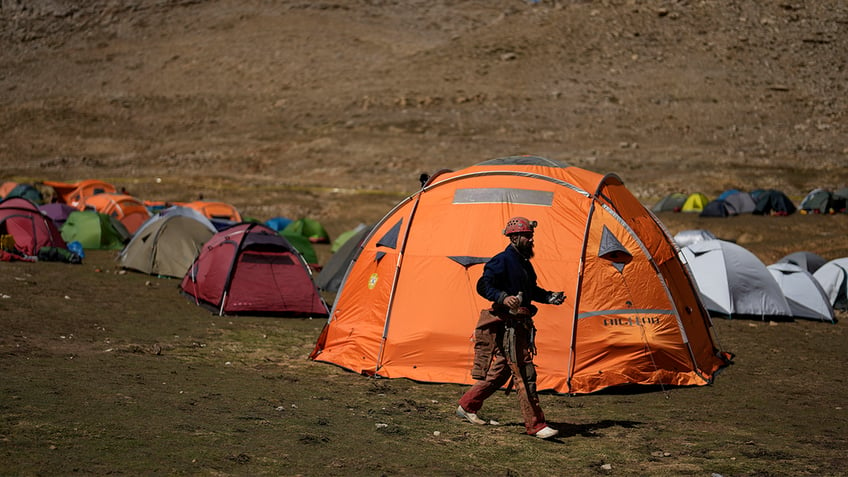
[456,216,565,439]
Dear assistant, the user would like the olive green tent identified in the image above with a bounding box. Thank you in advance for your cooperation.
[330,223,369,253]
[651,192,687,212]
[118,208,217,278]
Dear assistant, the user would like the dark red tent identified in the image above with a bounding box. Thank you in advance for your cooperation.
[180,223,328,317]
[0,197,66,256]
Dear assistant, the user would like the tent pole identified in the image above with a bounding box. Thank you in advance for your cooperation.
[219,291,227,316]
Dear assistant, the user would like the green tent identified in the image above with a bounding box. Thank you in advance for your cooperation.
[330,223,369,253]
[282,217,330,244]
[280,230,318,265]
[61,210,130,250]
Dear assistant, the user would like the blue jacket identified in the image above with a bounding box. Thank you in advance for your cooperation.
[476,244,552,309]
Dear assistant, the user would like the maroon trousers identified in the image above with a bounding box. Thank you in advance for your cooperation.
[458,311,547,435]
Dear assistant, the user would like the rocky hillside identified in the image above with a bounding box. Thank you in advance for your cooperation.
[1,0,846,225]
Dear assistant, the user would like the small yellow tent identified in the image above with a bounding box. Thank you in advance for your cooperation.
[310,156,730,394]
[681,192,710,212]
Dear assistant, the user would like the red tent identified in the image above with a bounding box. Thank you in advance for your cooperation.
[180,223,328,317]
[0,197,67,256]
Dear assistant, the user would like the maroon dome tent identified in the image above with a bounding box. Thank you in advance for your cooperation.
[0,197,66,256]
[180,223,329,317]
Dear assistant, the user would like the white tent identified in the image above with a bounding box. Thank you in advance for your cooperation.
[767,263,835,323]
[673,229,717,248]
[681,239,792,319]
[813,258,848,311]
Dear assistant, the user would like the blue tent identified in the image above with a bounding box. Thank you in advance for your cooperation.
[265,216,293,232]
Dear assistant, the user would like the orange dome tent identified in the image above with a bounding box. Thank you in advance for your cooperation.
[179,200,241,223]
[0,181,19,199]
[42,179,117,208]
[82,193,151,235]
[310,156,731,395]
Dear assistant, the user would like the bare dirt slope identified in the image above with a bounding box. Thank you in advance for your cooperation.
[2,1,847,229]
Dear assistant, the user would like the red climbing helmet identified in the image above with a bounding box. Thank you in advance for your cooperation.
[503,216,537,236]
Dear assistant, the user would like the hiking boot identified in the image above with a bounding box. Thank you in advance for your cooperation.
[533,426,559,439]
[456,405,487,425]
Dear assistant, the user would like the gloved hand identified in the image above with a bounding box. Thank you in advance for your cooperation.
[503,295,522,310]
[547,291,565,305]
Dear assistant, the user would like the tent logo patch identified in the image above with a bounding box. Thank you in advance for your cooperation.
[603,316,661,327]
[368,273,379,289]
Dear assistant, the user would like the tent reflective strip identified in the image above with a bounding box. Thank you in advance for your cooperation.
[578,309,675,319]
[452,188,554,206]
[441,170,589,197]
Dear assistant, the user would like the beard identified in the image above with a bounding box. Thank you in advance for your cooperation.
[515,241,535,258]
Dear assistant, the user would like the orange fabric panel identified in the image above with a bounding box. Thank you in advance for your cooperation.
[313,201,414,375]
[181,201,241,222]
[42,179,116,208]
[82,194,151,234]
[0,182,19,198]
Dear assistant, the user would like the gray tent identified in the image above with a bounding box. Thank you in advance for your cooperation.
[767,263,835,323]
[118,207,217,278]
[813,258,848,311]
[315,224,373,293]
[681,239,792,319]
[652,192,687,212]
[723,191,756,214]
[799,188,832,214]
[776,251,827,274]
